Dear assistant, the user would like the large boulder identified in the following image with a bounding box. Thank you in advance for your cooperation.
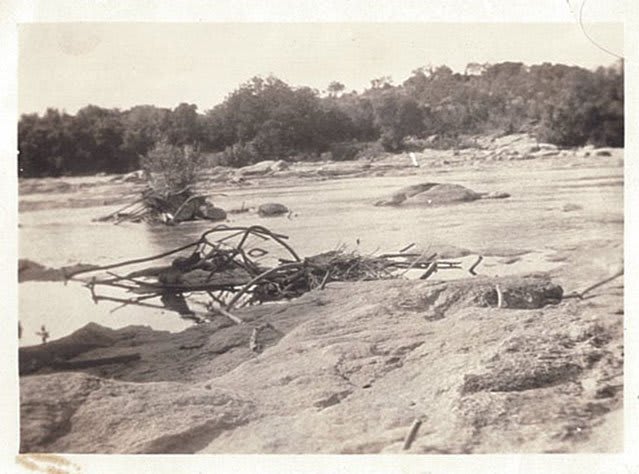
[375,183,481,207]
[407,183,481,205]
[374,183,439,206]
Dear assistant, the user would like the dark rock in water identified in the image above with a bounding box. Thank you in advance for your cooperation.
[258,203,289,217]
[196,202,227,221]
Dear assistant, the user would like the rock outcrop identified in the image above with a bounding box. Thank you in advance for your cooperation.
[20,274,622,454]
[375,183,512,207]
[375,183,483,207]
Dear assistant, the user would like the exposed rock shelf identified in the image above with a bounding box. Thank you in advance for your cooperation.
[20,274,622,454]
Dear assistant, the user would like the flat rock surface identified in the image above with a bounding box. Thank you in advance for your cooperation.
[20,268,622,454]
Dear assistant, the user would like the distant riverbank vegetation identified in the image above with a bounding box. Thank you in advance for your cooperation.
[18,61,623,177]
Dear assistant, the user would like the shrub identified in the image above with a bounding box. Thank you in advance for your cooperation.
[218,142,262,168]
[141,141,203,193]
[329,142,364,161]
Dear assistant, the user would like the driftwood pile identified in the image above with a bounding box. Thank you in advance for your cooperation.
[95,186,226,225]
[67,225,478,324]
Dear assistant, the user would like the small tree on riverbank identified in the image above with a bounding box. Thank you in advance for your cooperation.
[140,140,203,194]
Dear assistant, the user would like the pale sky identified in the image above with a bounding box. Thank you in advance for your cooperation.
[18,22,623,115]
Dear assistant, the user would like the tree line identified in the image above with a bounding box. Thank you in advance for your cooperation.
[18,61,623,177]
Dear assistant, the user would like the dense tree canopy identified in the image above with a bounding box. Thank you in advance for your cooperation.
[18,61,624,177]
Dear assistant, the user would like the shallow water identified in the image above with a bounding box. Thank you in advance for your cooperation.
[18,157,623,345]
[19,282,194,347]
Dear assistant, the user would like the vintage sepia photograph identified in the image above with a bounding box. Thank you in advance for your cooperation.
[14,18,625,458]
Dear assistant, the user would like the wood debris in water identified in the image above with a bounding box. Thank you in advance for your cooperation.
[95,185,227,225]
[67,224,475,321]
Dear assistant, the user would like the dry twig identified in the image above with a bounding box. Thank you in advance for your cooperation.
[496,284,504,308]
[402,418,423,450]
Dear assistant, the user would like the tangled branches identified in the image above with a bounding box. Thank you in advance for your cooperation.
[68,225,472,323]
[94,186,227,225]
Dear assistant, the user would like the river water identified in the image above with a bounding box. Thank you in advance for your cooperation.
[18,156,623,346]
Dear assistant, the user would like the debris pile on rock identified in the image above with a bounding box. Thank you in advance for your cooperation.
[65,225,476,323]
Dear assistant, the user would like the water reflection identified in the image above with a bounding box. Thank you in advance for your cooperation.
[19,281,193,347]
